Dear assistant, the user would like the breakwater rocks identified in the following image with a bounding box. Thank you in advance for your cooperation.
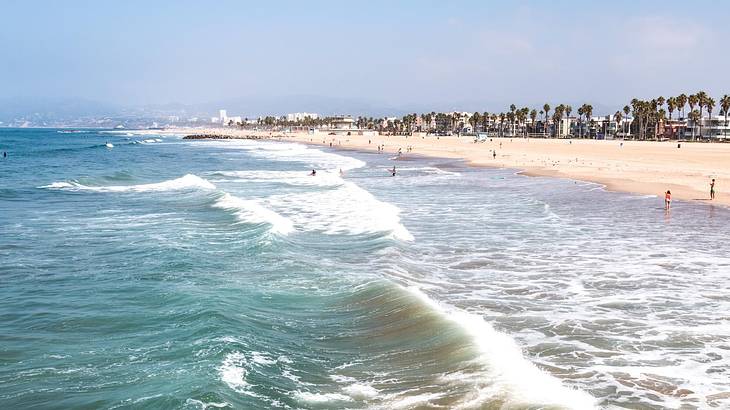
[183,134,273,140]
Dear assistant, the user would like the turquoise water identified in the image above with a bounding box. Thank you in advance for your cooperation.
[1,129,729,409]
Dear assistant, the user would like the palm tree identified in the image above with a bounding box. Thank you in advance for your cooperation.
[631,99,642,140]
[614,111,623,138]
[688,94,699,140]
[666,97,676,120]
[656,109,666,139]
[623,105,630,138]
[677,93,688,118]
[696,91,708,138]
[720,95,730,139]
[509,104,517,136]
[554,104,565,137]
[529,109,537,135]
[470,112,481,133]
[577,106,584,138]
[689,109,701,139]
[543,103,551,136]
[580,103,593,138]
[706,97,716,139]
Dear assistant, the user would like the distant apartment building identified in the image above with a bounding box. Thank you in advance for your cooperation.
[684,115,730,140]
[286,112,319,122]
[219,109,227,122]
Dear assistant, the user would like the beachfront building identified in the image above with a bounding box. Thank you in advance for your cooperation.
[286,112,319,122]
[219,109,227,124]
[684,115,730,140]
[556,117,574,137]
[325,116,357,135]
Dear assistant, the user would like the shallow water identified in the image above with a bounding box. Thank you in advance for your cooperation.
[1,129,728,409]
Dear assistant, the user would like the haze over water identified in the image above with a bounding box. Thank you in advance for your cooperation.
[1,129,728,409]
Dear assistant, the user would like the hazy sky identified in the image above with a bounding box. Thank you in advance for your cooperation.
[1,0,728,113]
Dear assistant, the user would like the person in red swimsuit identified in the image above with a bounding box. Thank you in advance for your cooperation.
[665,190,671,210]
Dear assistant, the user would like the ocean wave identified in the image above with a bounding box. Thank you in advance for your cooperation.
[210,170,345,188]
[40,174,216,193]
[198,140,366,171]
[261,180,413,241]
[292,391,353,404]
[218,352,249,393]
[330,281,596,409]
[405,286,597,409]
[212,193,294,235]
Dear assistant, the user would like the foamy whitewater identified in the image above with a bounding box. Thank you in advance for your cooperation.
[1,128,729,409]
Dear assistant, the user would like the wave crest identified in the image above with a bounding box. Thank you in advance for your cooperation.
[40,174,216,193]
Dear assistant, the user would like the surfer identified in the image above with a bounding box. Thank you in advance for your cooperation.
[309,169,316,176]
[2,151,6,158]
[391,166,396,177]
[339,168,344,177]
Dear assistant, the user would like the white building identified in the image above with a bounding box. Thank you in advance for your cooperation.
[328,116,356,134]
[219,109,228,123]
[286,112,319,122]
[211,117,220,123]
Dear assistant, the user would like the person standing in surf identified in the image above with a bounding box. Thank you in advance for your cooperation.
[665,190,671,210]
[710,179,715,200]
[391,166,396,176]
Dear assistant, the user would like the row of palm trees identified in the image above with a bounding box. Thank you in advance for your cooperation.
[238,91,730,139]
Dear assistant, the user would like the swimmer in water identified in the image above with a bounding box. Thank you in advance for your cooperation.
[309,169,316,176]
[391,166,396,176]
[339,168,344,177]
[664,190,671,210]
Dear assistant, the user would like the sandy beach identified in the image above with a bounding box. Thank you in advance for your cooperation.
[165,127,730,207]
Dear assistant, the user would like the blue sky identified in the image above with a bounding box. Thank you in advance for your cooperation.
[1,0,728,114]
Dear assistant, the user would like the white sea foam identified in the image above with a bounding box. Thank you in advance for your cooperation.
[250,351,277,366]
[198,139,366,171]
[293,391,353,404]
[210,141,412,240]
[212,170,344,188]
[404,286,597,410]
[40,174,216,193]
[342,383,379,401]
[212,193,294,235]
[263,179,413,241]
[184,398,231,409]
[219,352,249,393]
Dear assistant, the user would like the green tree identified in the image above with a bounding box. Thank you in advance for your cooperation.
[542,103,551,135]
[720,95,730,138]
[677,93,687,118]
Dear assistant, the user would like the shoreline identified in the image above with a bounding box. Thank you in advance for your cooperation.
[162,127,730,207]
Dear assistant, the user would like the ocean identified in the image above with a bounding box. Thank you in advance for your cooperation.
[1,128,728,409]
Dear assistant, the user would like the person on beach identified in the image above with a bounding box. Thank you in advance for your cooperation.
[309,169,316,176]
[710,179,715,200]
[493,150,497,160]
[665,190,671,210]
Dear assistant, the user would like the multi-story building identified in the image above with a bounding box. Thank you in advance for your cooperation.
[286,112,319,122]
[684,116,730,140]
